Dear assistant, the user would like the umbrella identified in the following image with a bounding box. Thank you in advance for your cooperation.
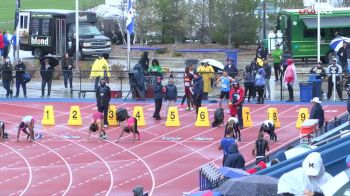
[218,167,249,179]
[188,190,222,196]
[200,59,224,71]
[216,175,278,196]
[40,54,60,67]
[329,36,350,52]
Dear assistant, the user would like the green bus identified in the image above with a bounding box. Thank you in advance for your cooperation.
[276,8,350,62]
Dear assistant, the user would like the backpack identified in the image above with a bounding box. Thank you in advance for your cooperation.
[117,108,128,122]
[212,108,224,127]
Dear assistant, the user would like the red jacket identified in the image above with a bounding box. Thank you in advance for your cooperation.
[229,86,245,116]
[0,34,4,49]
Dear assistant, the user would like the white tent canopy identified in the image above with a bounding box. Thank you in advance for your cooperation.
[87,4,123,18]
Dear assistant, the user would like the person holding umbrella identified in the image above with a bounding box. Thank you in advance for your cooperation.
[40,57,56,97]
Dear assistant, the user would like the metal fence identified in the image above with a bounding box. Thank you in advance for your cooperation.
[3,69,350,100]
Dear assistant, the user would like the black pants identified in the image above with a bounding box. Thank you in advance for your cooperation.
[98,105,109,126]
[287,83,294,100]
[256,156,267,165]
[327,76,342,100]
[244,82,255,102]
[41,79,52,96]
[2,46,9,58]
[16,78,27,96]
[274,63,281,81]
[153,99,162,118]
[63,70,73,88]
[194,94,203,115]
[256,85,265,104]
[181,95,186,105]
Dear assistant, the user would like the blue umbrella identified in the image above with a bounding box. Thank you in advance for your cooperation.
[189,190,222,196]
[218,167,249,179]
[329,37,350,51]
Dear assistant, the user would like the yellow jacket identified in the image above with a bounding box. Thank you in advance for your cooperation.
[197,65,214,93]
[90,57,111,78]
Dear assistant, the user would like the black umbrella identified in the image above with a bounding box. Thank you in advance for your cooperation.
[40,54,60,67]
[216,175,278,196]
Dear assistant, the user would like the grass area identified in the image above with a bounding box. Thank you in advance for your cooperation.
[0,0,103,31]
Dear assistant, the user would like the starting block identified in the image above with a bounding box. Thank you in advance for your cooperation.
[267,108,280,128]
[68,106,82,126]
[194,137,214,141]
[296,108,310,128]
[108,105,118,126]
[162,136,182,141]
[165,107,180,127]
[242,107,253,128]
[133,106,146,126]
[34,133,44,140]
[42,105,55,125]
[195,107,210,127]
[64,133,81,139]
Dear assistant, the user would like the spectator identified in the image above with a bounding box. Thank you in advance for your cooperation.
[11,31,18,60]
[337,41,348,70]
[272,44,283,81]
[229,80,244,129]
[0,31,4,58]
[181,66,194,111]
[283,59,297,102]
[224,143,245,169]
[310,61,326,80]
[310,97,325,128]
[243,65,255,103]
[255,68,265,104]
[197,61,214,100]
[96,78,111,127]
[90,54,110,91]
[192,72,204,115]
[1,58,13,98]
[164,77,177,118]
[256,42,267,59]
[278,152,333,196]
[326,58,343,100]
[62,52,74,90]
[252,132,269,165]
[263,59,271,100]
[132,64,146,100]
[152,76,163,120]
[3,31,10,58]
[224,58,238,78]
[138,51,149,75]
[216,70,234,109]
[148,59,163,78]
[40,58,54,97]
[218,128,235,166]
[14,59,27,98]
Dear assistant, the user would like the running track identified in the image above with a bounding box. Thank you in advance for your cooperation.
[0,100,346,195]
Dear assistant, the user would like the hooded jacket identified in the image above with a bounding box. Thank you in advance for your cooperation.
[133,64,146,91]
[326,58,342,77]
[154,80,164,100]
[193,76,204,97]
[223,144,245,169]
[164,83,177,101]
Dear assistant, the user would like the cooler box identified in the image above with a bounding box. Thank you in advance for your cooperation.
[300,119,319,134]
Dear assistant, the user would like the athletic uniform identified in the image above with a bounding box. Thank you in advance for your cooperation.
[93,112,103,122]
[22,116,34,127]
[219,76,232,99]
[220,137,235,166]
[260,120,277,141]
[126,117,140,139]
[255,138,268,164]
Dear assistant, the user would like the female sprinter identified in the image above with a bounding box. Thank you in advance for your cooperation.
[89,112,108,140]
[116,116,140,142]
[17,116,35,142]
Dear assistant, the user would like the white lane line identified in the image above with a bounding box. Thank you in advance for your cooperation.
[0,143,32,196]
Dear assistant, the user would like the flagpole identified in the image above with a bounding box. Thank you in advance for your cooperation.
[126,0,133,71]
[316,0,321,62]
[16,0,20,63]
[127,31,131,71]
[75,0,79,70]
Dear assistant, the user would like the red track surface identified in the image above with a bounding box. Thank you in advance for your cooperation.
[0,101,346,195]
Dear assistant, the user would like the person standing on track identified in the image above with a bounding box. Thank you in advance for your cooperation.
[181,66,194,111]
[153,76,163,120]
[216,70,234,109]
[229,80,245,129]
[218,128,235,166]
[88,112,107,140]
[192,72,204,115]
[17,116,35,142]
[96,78,111,127]
[164,76,177,118]
[252,131,269,165]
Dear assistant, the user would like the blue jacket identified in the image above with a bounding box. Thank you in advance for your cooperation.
[224,144,245,169]
[310,103,325,128]
[154,82,163,100]
[224,64,238,78]
[165,84,177,101]
[193,76,203,97]
[255,73,265,86]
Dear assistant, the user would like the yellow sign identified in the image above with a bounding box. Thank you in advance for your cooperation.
[133,106,145,126]
[195,107,210,127]
[68,106,82,126]
[108,105,118,126]
[165,107,180,126]
[267,108,280,128]
[296,108,310,128]
[242,107,253,128]
[41,105,55,125]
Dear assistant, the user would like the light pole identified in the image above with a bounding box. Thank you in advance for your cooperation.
[75,0,79,70]
[262,0,266,39]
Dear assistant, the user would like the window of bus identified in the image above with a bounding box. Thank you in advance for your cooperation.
[303,28,325,38]
[41,19,50,35]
